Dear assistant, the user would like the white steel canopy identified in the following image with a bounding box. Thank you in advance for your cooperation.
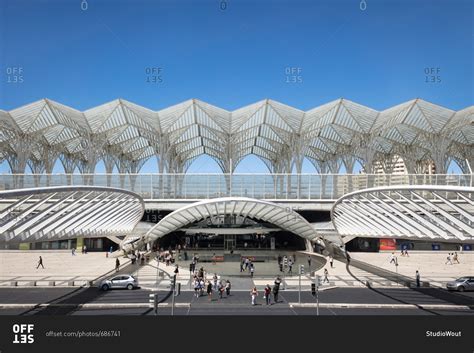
[1,98,472,178]
[122,197,321,252]
[331,186,474,242]
[0,186,144,243]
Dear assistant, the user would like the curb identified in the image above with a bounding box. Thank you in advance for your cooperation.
[289,303,471,310]
[0,303,190,309]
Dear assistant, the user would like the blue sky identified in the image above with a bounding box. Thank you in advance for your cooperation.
[0,0,472,173]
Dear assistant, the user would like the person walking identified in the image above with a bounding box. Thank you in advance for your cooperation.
[453,252,460,264]
[273,277,281,303]
[389,252,396,264]
[288,258,293,275]
[217,280,224,299]
[240,258,245,272]
[416,270,421,287]
[245,257,250,271]
[207,281,213,301]
[329,256,334,268]
[36,256,44,269]
[225,280,231,296]
[83,245,87,254]
[445,253,453,265]
[194,278,200,298]
[264,285,271,305]
[250,286,258,306]
[250,266,255,278]
[71,248,75,256]
[323,268,329,283]
[199,278,205,297]
[115,258,120,272]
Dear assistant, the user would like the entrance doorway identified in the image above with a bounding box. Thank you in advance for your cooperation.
[224,235,236,251]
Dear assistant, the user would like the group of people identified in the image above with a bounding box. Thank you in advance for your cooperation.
[400,249,409,257]
[445,252,460,265]
[240,257,256,277]
[250,277,282,306]
[193,272,231,301]
[277,254,295,274]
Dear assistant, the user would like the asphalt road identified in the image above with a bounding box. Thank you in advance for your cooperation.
[0,286,472,315]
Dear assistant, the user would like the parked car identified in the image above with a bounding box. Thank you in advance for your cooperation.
[99,274,139,291]
[446,277,474,292]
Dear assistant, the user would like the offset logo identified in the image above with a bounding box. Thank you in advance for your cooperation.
[12,324,35,344]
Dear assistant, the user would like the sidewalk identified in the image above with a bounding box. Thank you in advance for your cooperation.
[350,251,474,287]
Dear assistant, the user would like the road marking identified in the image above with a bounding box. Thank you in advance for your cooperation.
[289,303,471,310]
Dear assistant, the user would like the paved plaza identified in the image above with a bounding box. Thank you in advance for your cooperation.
[0,250,128,287]
[350,251,474,287]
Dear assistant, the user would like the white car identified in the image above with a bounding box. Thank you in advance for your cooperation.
[99,274,139,291]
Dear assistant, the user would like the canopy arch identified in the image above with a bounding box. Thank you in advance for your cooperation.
[122,197,322,252]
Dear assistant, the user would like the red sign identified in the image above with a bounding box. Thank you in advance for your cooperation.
[379,238,396,251]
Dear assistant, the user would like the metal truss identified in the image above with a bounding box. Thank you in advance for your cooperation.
[331,186,474,242]
[0,186,144,243]
[121,197,323,252]
[0,98,472,182]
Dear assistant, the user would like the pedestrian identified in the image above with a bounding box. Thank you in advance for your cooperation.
[329,256,334,268]
[389,252,396,264]
[445,253,453,265]
[323,268,329,283]
[307,256,312,269]
[273,277,281,303]
[264,285,271,305]
[84,245,87,254]
[198,267,204,278]
[36,256,44,269]
[250,266,254,278]
[240,258,244,272]
[225,280,231,296]
[288,259,293,274]
[115,258,120,272]
[194,278,200,298]
[199,278,205,297]
[416,270,420,287]
[453,252,460,264]
[71,248,75,256]
[244,257,249,270]
[251,286,258,305]
[218,280,224,299]
[207,281,213,301]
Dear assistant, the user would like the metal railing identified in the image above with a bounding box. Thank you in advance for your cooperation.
[0,173,472,200]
